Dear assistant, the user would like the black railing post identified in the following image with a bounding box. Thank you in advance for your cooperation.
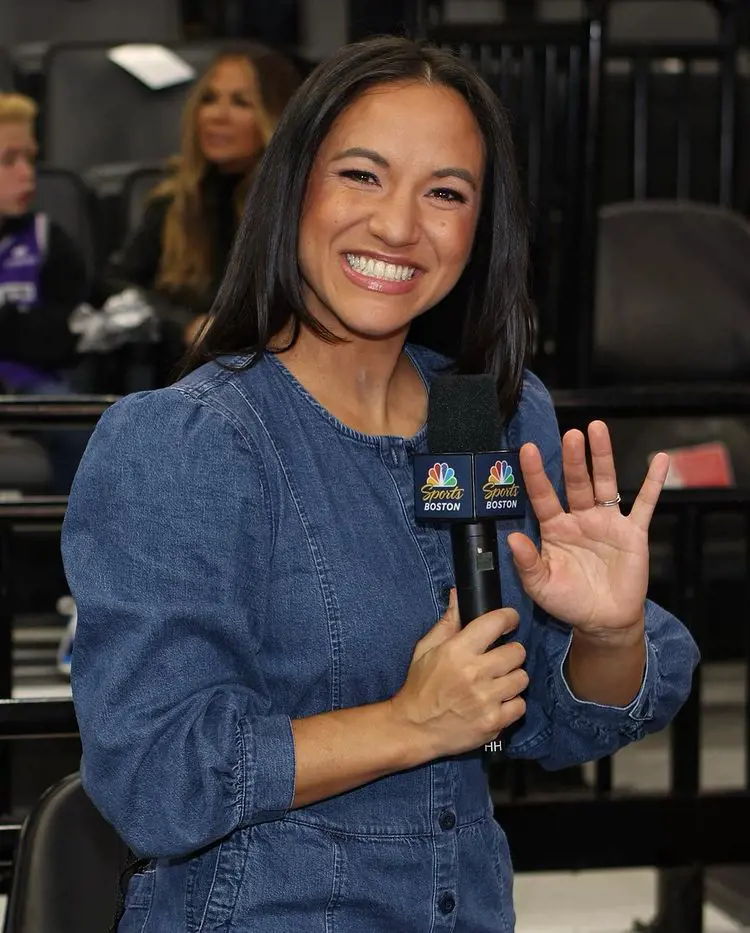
[0,526,13,816]
[651,505,705,933]
[745,511,750,792]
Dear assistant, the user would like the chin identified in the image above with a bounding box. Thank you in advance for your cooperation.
[336,313,416,342]
[3,203,28,217]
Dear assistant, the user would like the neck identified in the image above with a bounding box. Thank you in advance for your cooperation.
[276,322,425,438]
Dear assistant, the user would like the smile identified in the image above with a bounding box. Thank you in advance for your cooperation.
[345,254,417,282]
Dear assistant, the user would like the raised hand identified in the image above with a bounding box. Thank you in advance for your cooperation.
[506,421,669,643]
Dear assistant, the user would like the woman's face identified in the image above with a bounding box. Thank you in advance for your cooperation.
[0,122,36,217]
[196,58,265,172]
[297,80,485,342]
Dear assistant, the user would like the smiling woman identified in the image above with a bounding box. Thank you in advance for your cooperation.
[62,36,698,933]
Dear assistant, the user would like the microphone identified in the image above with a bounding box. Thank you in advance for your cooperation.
[414,374,527,632]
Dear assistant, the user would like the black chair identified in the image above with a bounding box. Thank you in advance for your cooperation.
[0,433,52,494]
[0,48,13,90]
[33,166,96,290]
[122,163,169,236]
[414,17,604,388]
[3,773,129,933]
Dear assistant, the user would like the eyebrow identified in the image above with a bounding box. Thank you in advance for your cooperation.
[331,147,478,190]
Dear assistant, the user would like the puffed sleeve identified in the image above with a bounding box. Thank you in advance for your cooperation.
[61,385,296,857]
[503,373,700,769]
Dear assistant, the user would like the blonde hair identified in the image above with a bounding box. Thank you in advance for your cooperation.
[0,93,38,126]
[154,46,301,298]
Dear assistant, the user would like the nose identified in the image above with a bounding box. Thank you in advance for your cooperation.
[203,98,231,125]
[18,158,34,185]
[367,186,421,248]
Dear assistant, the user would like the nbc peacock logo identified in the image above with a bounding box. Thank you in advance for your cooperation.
[421,462,464,510]
[488,460,515,487]
[426,462,457,489]
[483,459,520,502]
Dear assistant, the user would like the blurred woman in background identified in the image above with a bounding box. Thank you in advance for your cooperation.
[101,43,301,379]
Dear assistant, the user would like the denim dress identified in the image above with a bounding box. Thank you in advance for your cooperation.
[61,344,699,933]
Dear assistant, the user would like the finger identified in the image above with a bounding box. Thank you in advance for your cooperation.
[493,667,530,702]
[484,641,527,680]
[457,607,519,654]
[507,532,549,600]
[629,451,670,531]
[495,696,526,731]
[562,429,595,511]
[519,442,565,523]
[587,421,620,505]
[416,589,460,655]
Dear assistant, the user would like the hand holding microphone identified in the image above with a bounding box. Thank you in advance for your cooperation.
[390,589,529,760]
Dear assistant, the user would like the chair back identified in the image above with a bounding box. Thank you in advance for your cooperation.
[3,773,129,933]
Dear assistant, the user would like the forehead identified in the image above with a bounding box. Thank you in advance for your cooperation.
[206,58,257,92]
[319,81,485,172]
[0,122,35,151]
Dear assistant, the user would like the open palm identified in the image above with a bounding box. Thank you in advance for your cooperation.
[507,422,670,638]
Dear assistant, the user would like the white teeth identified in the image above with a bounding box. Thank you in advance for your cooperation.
[346,253,417,282]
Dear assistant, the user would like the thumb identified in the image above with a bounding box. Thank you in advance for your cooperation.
[416,588,461,655]
[507,533,548,597]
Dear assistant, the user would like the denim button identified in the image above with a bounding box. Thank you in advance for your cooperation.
[438,893,456,914]
[439,809,456,831]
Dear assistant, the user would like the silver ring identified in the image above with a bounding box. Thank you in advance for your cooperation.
[595,493,622,508]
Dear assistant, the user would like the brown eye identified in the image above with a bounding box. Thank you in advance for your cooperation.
[339,169,379,186]
[430,188,467,204]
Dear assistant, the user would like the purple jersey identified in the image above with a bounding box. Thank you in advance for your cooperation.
[0,213,46,308]
[0,214,54,390]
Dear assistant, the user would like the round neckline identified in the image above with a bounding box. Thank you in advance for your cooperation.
[265,345,429,450]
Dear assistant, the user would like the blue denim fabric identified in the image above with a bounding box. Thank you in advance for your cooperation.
[61,344,699,932]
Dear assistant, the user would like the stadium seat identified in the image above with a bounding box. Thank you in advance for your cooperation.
[33,166,96,291]
[593,200,750,501]
[2,773,129,933]
[122,163,168,235]
[0,433,52,494]
[0,47,13,90]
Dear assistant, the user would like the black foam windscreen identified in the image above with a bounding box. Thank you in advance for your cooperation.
[427,375,504,454]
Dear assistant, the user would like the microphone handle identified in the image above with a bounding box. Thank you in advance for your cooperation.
[450,521,503,637]
[450,520,509,758]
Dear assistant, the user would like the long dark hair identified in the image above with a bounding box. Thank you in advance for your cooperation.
[180,36,534,420]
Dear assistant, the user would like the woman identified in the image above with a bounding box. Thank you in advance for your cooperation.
[100,42,301,378]
[62,37,699,932]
